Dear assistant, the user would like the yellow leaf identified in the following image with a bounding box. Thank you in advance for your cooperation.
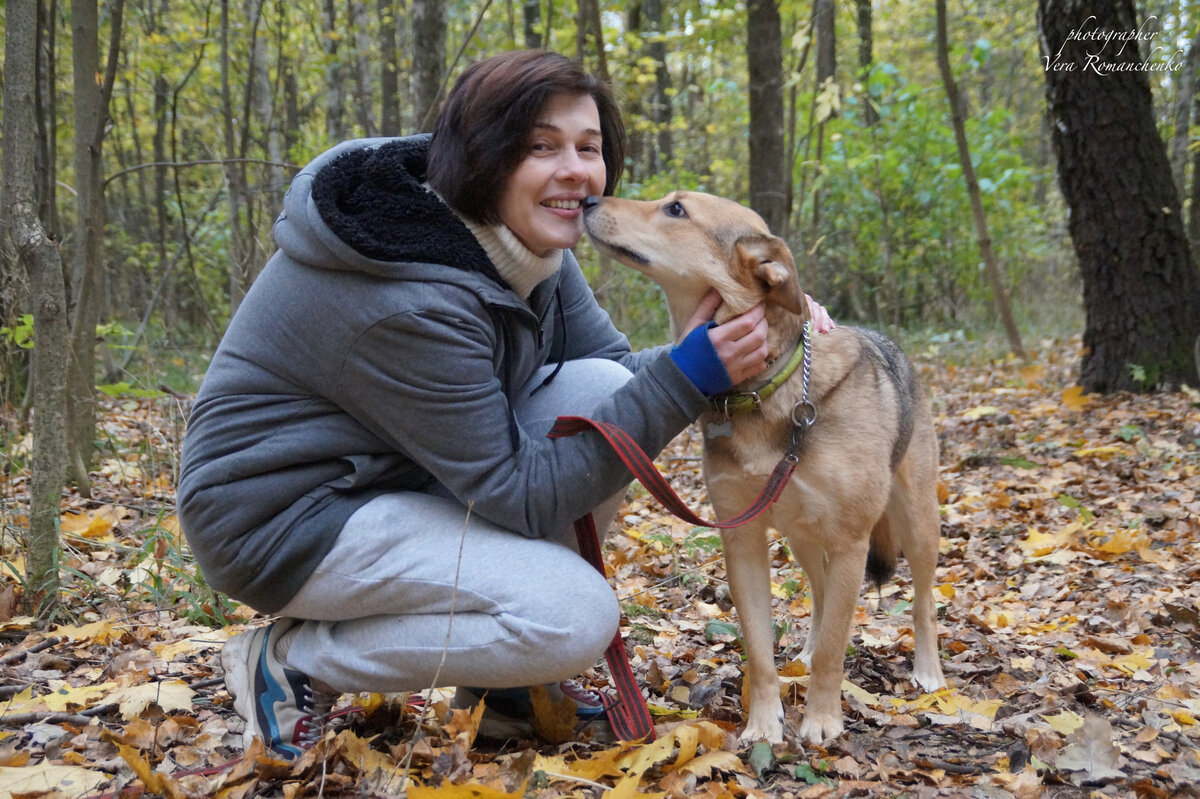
[841,679,880,708]
[1061,385,1090,412]
[1170,709,1196,726]
[1042,709,1084,735]
[608,771,668,799]
[0,686,43,715]
[117,743,186,799]
[672,723,701,769]
[678,750,747,778]
[407,784,523,798]
[1074,445,1125,460]
[558,743,633,781]
[43,682,116,712]
[53,620,131,645]
[1019,364,1046,385]
[937,584,956,599]
[1019,525,1076,557]
[619,733,678,781]
[961,405,999,420]
[1110,648,1154,674]
[333,730,399,780]
[529,684,577,745]
[934,691,1003,719]
[1092,528,1145,556]
[111,681,196,720]
[0,762,110,798]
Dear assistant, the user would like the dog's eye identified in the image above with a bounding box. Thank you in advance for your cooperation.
[663,201,688,219]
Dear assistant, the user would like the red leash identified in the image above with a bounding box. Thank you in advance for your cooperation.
[551,416,799,529]
[552,415,803,742]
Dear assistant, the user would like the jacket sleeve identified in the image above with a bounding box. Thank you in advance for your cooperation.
[331,288,708,538]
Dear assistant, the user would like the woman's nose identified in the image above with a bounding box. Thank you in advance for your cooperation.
[556,150,589,182]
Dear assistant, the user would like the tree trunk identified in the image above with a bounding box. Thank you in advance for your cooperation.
[1169,28,1200,199]
[855,0,878,126]
[806,0,836,261]
[324,0,347,140]
[379,0,401,134]
[1040,0,1200,391]
[815,0,836,92]
[413,0,446,131]
[350,0,377,136]
[68,0,123,482]
[35,0,61,238]
[221,0,252,312]
[644,0,671,171]
[523,0,542,48]
[5,0,69,620]
[936,0,1025,358]
[746,0,787,235]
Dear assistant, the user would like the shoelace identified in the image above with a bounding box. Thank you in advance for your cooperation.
[295,685,340,749]
[559,679,606,713]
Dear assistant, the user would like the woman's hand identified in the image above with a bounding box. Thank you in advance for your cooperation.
[680,290,769,385]
[806,294,837,333]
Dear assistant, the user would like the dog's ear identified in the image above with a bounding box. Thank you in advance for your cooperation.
[734,235,807,316]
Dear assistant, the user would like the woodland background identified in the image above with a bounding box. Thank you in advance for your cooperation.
[1,0,1200,796]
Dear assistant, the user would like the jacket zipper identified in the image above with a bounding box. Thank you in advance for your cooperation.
[536,296,554,349]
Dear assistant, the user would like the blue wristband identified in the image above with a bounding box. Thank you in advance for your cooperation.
[670,322,733,396]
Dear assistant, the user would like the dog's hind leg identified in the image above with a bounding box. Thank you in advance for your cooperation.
[887,455,946,693]
[720,519,786,745]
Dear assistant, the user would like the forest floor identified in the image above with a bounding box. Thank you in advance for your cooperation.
[2,335,1200,798]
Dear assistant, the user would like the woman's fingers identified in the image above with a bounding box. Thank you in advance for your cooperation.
[709,303,769,384]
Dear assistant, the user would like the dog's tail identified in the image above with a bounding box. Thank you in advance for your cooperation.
[865,515,899,588]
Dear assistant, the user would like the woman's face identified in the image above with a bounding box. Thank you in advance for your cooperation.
[498,93,607,257]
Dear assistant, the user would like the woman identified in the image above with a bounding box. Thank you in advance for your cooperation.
[178,49,832,758]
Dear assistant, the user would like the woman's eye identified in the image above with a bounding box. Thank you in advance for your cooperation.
[664,201,687,218]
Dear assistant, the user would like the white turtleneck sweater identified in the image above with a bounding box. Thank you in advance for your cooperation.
[459,216,563,300]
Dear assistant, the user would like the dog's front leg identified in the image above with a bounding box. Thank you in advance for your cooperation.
[797,538,869,743]
[720,523,785,745]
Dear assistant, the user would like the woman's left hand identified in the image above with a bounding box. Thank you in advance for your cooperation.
[806,294,837,333]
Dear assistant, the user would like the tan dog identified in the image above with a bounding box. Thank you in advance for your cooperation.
[584,191,946,744]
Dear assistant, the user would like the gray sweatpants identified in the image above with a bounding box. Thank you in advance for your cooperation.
[275,359,630,693]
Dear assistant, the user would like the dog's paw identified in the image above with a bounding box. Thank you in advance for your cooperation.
[738,713,785,746]
[912,664,946,694]
[798,712,843,744]
[739,705,787,743]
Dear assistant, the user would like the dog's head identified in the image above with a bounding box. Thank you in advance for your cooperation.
[583,191,807,334]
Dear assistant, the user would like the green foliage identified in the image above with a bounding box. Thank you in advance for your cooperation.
[1,315,36,350]
[793,60,1061,328]
[29,0,1088,378]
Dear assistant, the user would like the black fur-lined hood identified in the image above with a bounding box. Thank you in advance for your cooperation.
[272,134,514,298]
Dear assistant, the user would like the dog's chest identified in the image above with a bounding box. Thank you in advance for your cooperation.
[701,415,788,478]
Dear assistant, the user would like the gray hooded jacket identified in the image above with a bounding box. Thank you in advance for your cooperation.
[177,135,709,612]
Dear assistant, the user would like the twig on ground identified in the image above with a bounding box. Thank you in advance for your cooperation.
[392,502,473,790]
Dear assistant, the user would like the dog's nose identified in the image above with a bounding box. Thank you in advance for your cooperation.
[583,196,601,211]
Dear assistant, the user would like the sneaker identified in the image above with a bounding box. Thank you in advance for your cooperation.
[222,621,340,760]
[454,680,614,743]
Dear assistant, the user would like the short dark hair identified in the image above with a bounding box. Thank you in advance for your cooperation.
[427,50,626,224]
